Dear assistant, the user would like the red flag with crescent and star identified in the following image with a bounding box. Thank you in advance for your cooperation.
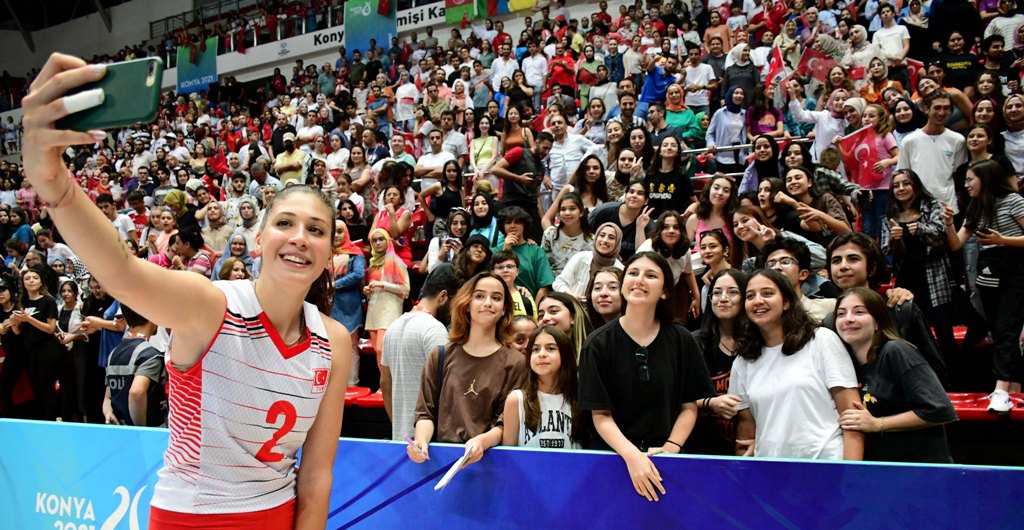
[839,126,885,189]
[795,48,838,83]
[765,45,787,86]
[906,58,925,91]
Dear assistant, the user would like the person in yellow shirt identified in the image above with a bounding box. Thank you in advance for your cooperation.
[273,132,308,185]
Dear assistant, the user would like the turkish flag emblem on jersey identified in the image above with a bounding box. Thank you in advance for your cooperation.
[312,368,329,394]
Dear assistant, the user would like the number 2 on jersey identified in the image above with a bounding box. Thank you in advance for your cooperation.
[256,400,297,463]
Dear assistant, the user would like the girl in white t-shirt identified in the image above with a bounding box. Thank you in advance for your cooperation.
[503,326,583,449]
[730,268,863,460]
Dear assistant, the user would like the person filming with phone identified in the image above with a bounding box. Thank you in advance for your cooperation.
[491,132,554,242]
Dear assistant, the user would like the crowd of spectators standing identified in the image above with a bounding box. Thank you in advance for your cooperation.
[1,0,1024,490]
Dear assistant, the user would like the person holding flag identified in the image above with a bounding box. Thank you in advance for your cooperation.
[838,103,900,238]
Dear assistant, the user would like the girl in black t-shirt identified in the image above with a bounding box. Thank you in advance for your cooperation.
[578,251,715,502]
[689,269,747,456]
[11,267,62,420]
[644,136,696,217]
[0,280,23,417]
[834,287,957,463]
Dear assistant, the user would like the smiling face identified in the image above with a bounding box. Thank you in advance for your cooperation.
[594,226,619,256]
[530,331,563,380]
[974,100,996,124]
[629,129,645,153]
[538,297,573,333]
[891,172,916,205]
[783,144,804,169]
[256,192,334,283]
[710,274,742,321]
[708,181,733,209]
[606,121,624,144]
[829,242,870,289]
[894,100,914,124]
[744,274,787,330]
[622,257,666,308]
[732,212,762,242]
[473,195,490,217]
[835,293,878,347]
[966,127,993,153]
[510,318,537,355]
[785,168,811,198]
[862,106,883,129]
[754,137,773,161]
[558,198,581,226]
[590,271,622,318]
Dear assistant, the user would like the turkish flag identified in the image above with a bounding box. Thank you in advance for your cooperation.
[839,126,885,189]
[849,66,866,81]
[906,58,924,91]
[765,46,787,85]
[770,0,789,25]
[378,0,391,16]
[795,48,838,82]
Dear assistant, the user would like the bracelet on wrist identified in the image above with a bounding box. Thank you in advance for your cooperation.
[665,440,682,449]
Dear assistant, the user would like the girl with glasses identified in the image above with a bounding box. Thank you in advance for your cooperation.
[579,251,715,502]
[689,269,748,456]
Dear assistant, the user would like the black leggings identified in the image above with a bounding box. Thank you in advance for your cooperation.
[977,248,1024,382]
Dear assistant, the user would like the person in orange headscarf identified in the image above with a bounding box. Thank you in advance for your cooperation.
[665,83,701,144]
[363,228,409,365]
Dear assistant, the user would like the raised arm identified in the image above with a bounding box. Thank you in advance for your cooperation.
[22,54,227,368]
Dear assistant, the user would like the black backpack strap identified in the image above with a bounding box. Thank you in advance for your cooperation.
[432,344,446,442]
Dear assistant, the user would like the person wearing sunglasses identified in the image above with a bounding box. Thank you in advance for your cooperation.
[579,251,715,502]
[730,268,863,461]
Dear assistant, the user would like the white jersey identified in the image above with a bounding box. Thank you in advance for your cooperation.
[151,280,333,514]
[512,389,580,449]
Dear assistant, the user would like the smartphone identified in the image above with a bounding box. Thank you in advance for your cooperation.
[57,58,164,131]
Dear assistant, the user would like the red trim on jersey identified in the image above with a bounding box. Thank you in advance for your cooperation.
[257,312,311,359]
[149,497,295,529]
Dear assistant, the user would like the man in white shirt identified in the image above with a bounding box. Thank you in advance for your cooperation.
[97,193,139,245]
[490,43,520,92]
[380,266,458,439]
[683,43,718,114]
[546,113,596,209]
[521,41,548,112]
[438,111,469,166]
[295,110,324,154]
[872,3,912,88]
[897,91,967,212]
[161,133,191,162]
[415,129,456,190]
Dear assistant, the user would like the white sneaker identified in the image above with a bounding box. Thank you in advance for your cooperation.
[987,390,1013,413]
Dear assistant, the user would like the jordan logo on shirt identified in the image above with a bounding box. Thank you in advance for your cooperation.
[464,379,479,396]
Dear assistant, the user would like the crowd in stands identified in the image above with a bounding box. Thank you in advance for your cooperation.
[2,0,1024,487]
